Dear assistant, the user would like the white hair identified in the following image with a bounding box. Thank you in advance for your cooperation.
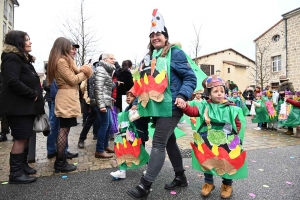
[101,53,113,60]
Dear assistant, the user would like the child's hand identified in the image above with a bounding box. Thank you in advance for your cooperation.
[251,115,254,119]
[131,105,137,110]
[180,101,187,109]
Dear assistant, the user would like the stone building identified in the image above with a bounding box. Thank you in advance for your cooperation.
[254,7,300,90]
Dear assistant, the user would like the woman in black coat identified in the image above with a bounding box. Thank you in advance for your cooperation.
[116,60,134,112]
[0,31,44,184]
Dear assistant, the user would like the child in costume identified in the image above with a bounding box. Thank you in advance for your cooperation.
[229,90,250,116]
[251,93,270,130]
[110,89,150,179]
[284,93,300,137]
[265,90,278,131]
[278,91,294,134]
[293,91,300,101]
[193,90,204,102]
[179,75,247,199]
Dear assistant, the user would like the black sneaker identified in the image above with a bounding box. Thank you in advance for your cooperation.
[66,152,79,159]
[78,140,84,149]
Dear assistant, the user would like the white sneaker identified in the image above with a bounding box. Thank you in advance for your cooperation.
[256,127,261,131]
[110,170,126,179]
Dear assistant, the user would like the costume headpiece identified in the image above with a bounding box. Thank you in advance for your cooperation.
[262,91,266,95]
[232,89,238,94]
[205,75,225,89]
[296,91,300,96]
[150,9,168,38]
[285,91,293,95]
[266,90,272,97]
[256,92,262,97]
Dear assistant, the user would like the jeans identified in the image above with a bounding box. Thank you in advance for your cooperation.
[204,173,233,186]
[144,110,183,183]
[79,105,100,141]
[257,122,262,128]
[47,101,68,154]
[94,106,112,153]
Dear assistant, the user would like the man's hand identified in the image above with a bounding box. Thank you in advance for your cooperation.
[34,96,38,101]
[116,81,124,86]
[100,107,107,112]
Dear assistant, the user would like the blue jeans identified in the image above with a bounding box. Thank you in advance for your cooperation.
[258,122,262,128]
[204,173,233,185]
[47,101,68,154]
[94,106,112,152]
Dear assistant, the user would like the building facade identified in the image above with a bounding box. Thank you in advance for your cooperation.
[194,48,255,91]
[0,0,19,53]
[254,7,300,90]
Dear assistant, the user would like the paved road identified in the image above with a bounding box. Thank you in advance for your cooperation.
[1,145,299,200]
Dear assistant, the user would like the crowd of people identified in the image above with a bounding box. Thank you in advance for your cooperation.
[1,8,300,200]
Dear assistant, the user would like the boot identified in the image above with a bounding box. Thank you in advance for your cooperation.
[23,148,37,175]
[127,176,152,199]
[220,184,233,199]
[0,130,7,142]
[54,156,77,173]
[164,170,188,190]
[9,153,37,184]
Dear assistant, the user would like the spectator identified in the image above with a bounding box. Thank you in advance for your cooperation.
[0,31,45,183]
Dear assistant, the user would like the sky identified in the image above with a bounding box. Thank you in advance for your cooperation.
[14,0,300,72]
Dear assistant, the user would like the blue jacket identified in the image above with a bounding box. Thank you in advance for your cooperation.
[50,80,58,102]
[169,48,197,110]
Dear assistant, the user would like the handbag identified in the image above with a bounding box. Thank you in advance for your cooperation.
[33,114,50,132]
[249,103,256,115]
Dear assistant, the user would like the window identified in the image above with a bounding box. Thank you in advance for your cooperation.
[8,26,11,33]
[3,0,7,19]
[272,55,281,72]
[8,4,12,25]
[228,68,230,73]
[3,21,6,41]
[200,64,214,76]
[272,34,280,42]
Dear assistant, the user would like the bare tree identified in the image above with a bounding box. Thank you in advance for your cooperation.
[190,23,202,64]
[59,0,101,66]
[248,42,272,88]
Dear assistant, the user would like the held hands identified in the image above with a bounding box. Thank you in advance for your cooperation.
[175,98,186,109]
[100,107,107,112]
[116,81,124,86]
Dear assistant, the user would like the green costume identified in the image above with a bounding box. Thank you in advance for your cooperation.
[251,100,270,123]
[190,100,248,180]
[114,112,149,170]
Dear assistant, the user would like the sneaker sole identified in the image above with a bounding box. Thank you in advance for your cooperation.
[110,173,126,179]
[201,185,215,197]
[9,178,37,184]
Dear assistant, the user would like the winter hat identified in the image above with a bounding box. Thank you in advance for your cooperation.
[262,91,266,96]
[149,9,169,39]
[72,42,79,49]
[296,91,300,96]
[285,91,293,95]
[205,75,225,89]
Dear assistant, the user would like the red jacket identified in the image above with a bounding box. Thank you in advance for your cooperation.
[286,98,300,108]
[183,100,241,134]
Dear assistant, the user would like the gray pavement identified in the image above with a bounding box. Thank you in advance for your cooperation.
[1,145,300,200]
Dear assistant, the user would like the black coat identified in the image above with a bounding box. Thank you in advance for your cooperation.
[0,52,45,116]
[42,79,51,102]
[242,89,255,101]
[116,69,133,111]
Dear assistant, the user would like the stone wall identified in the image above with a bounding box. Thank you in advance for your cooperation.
[255,20,286,88]
[286,13,300,90]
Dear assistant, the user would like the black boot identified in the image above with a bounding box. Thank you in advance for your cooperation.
[164,170,188,190]
[54,156,77,173]
[9,153,37,184]
[0,130,7,142]
[23,148,37,175]
[127,176,152,200]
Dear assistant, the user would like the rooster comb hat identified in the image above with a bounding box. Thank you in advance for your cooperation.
[150,9,168,38]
